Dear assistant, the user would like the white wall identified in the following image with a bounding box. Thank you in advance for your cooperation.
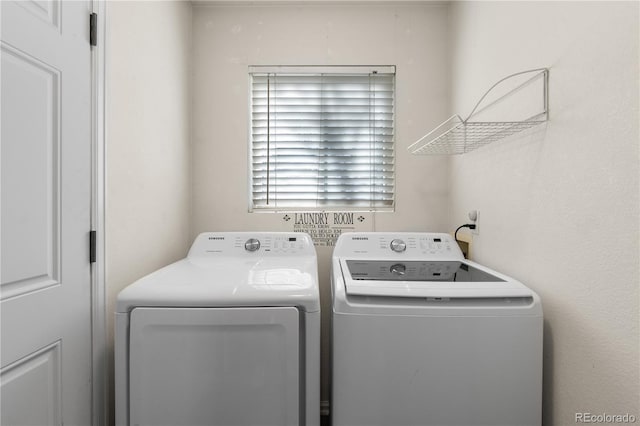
[104,2,639,422]
[106,1,192,423]
[191,2,451,404]
[448,2,639,424]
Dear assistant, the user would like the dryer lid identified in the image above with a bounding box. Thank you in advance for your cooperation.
[116,257,320,313]
[117,232,320,313]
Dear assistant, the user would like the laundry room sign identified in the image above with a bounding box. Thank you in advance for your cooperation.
[283,212,366,246]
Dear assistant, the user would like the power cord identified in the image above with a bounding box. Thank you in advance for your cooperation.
[454,223,477,259]
[454,223,477,243]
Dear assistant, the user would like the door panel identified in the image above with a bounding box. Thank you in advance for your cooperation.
[129,307,300,426]
[17,1,61,29]
[1,1,92,425]
[0,342,62,426]
[1,42,61,299]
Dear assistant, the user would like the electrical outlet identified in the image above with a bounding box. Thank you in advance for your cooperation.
[468,210,479,235]
[473,211,479,235]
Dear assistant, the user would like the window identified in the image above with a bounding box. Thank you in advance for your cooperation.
[249,66,395,211]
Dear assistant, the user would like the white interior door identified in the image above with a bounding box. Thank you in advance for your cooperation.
[1,1,93,425]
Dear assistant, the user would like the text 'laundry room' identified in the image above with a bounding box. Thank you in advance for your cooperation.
[0,1,638,426]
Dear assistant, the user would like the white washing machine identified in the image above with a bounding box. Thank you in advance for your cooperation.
[331,232,543,426]
[115,232,320,426]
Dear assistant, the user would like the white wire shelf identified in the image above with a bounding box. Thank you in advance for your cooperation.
[409,68,549,155]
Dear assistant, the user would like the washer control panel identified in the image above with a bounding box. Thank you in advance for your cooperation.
[188,232,315,257]
[335,232,463,260]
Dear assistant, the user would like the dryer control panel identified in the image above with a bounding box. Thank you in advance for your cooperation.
[333,232,464,261]
[188,232,316,257]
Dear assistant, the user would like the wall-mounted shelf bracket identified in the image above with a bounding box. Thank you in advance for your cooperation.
[408,68,549,155]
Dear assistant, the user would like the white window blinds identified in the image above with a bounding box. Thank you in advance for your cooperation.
[249,66,395,211]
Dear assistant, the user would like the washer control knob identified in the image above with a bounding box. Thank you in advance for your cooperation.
[390,263,406,275]
[244,238,261,252]
[390,239,407,253]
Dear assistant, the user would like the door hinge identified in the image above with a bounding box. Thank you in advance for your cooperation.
[89,230,97,263]
[90,13,97,46]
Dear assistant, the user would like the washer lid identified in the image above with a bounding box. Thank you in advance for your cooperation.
[340,259,534,299]
[116,257,320,313]
[345,260,504,282]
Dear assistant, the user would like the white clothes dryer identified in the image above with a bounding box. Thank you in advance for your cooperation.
[115,232,320,426]
[331,232,542,426]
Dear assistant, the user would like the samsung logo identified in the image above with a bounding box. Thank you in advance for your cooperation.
[351,237,369,241]
[208,237,225,240]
